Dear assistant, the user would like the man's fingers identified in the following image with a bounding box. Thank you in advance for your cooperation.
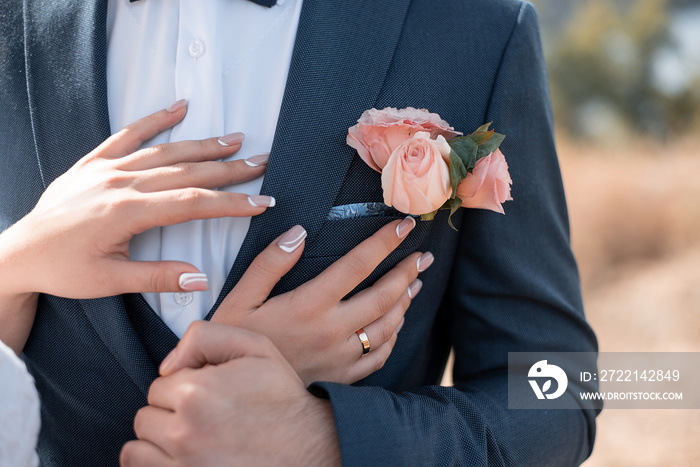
[300,216,417,306]
[102,100,189,158]
[120,440,176,467]
[131,189,274,233]
[159,321,275,376]
[133,158,266,193]
[132,406,177,457]
[214,225,307,322]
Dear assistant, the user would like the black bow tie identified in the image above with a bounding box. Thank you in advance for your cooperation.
[129,0,277,6]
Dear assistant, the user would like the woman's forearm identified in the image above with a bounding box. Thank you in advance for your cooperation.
[0,292,39,355]
[0,219,40,354]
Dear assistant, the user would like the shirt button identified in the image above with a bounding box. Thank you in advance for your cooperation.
[173,292,193,307]
[188,40,206,59]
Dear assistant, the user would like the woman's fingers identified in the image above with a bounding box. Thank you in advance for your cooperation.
[338,250,429,331]
[133,157,267,193]
[349,332,399,382]
[117,134,248,172]
[99,100,189,158]
[350,279,418,356]
[213,225,308,322]
[299,216,418,307]
[131,190,275,233]
[105,259,208,296]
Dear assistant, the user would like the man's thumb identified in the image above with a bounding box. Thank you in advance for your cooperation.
[159,322,274,375]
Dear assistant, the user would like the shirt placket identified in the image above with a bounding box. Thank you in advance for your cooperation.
[163,0,222,323]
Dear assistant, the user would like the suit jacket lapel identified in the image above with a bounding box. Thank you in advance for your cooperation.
[209,0,413,315]
[23,0,112,187]
[23,0,153,395]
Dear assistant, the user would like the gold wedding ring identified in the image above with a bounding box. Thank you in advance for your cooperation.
[356,329,371,356]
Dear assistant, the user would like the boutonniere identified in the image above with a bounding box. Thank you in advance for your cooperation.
[347,107,512,229]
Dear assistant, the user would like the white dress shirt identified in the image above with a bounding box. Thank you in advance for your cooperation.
[106,0,303,337]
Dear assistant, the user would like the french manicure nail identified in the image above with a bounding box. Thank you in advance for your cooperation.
[166,99,187,113]
[245,153,270,167]
[396,216,417,238]
[217,132,245,147]
[407,279,423,299]
[159,347,178,375]
[396,317,406,334]
[248,195,276,208]
[277,225,307,253]
[178,273,208,291]
[417,252,434,272]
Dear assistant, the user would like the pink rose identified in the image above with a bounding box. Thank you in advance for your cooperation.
[347,107,462,172]
[456,149,512,214]
[382,132,452,215]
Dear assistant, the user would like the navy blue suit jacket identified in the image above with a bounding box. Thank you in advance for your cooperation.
[0,0,599,465]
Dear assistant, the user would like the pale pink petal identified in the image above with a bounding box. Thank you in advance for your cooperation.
[460,175,505,214]
[346,125,380,172]
[456,149,512,214]
[382,124,417,154]
[456,154,489,199]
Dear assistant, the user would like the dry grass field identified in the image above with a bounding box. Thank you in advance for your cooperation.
[559,137,700,466]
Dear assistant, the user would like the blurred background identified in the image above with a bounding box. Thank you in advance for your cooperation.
[530,0,700,464]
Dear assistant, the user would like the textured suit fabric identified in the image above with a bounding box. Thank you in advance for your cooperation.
[129,0,277,5]
[0,0,599,466]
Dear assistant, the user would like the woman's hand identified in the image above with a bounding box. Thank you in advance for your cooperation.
[1,100,272,300]
[212,218,433,386]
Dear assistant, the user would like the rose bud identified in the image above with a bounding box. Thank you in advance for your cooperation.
[456,149,512,214]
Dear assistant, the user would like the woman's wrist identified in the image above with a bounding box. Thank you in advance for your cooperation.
[0,217,41,297]
[0,219,42,354]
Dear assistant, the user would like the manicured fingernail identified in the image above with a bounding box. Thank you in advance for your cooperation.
[417,252,434,272]
[178,273,208,291]
[248,195,276,208]
[166,99,187,113]
[407,279,423,299]
[159,347,178,375]
[396,216,416,238]
[217,132,245,147]
[245,153,270,167]
[396,317,406,334]
[277,225,307,253]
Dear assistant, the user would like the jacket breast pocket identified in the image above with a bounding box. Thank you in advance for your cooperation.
[272,203,441,298]
[302,203,429,259]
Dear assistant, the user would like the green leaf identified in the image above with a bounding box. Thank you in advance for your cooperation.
[448,149,468,196]
[475,122,493,133]
[445,197,463,231]
[476,132,505,161]
[421,211,436,221]
[468,129,494,146]
[448,137,479,174]
[424,198,462,230]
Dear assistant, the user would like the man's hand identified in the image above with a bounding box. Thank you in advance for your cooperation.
[120,321,342,467]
